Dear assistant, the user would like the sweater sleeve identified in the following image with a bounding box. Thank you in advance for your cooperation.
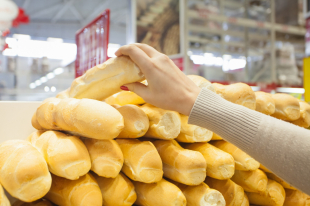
[188,88,310,195]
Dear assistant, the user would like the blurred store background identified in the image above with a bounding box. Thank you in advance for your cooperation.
[0,0,309,101]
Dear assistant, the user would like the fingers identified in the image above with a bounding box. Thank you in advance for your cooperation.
[132,43,161,58]
[122,82,149,100]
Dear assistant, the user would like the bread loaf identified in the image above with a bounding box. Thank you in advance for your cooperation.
[246,179,285,206]
[212,133,223,140]
[116,139,163,183]
[205,177,245,206]
[83,139,123,178]
[140,104,181,140]
[45,173,102,206]
[67,56,145,100]
[56,89,69,99]
[133,178,186,206]
[12,199,53,206]
[271,93,300,121]
[28,131,91,180]
[291,100,310,128]
[31,113,44,130]
[153,140,206,185]
[211,141,260,171]
[266,173,297,190]
[176,114,213,143]
[184,143,235,180]
[241,194,249,206]
[171,181,226,206]
[255,91,275,115]
[259,164,272,173]
[0,140,51,202]
[115,105,149,138]
[105,91,145,106]
[0,184,10,206]
[283,189,310,206]
[34,98,124,140]
[187,75,215,92]
[231,169,268,193]
[212,83,256,110]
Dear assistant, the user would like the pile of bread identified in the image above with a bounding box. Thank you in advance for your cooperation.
[0,56,309,206]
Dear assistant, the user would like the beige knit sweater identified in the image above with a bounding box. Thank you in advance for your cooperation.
[189,88,310,195]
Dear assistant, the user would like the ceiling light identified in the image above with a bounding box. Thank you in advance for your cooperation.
[46,73,55,79]
[40,77,48,83]
[51,86,56,92]
[35,80,41,86]
[29,83,36,89]
[44,86,50,92]
[47,37,63,44]
[54,67,64,75]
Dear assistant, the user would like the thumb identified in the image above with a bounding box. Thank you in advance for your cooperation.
[122,82,149,99]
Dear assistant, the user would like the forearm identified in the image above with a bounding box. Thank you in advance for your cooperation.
[189,88,310,195]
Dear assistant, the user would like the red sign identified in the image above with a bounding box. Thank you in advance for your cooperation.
[75,9,110,78]
[171,57,184,71]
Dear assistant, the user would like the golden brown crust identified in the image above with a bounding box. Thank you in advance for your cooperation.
[271,93,300,121]
[291,101,310,128]
[0,184,10,206]
[283,189,310,206]
[105,91,146,106]
[12,199,53,206]
[266,173,297,190]
[255,91,275,115]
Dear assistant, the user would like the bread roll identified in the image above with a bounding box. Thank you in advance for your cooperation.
[153,140,206,185]
[115,105,149,138]
[231,169,268,193]
[0,184,10,206]
[205,177,245,206]
[211,141,260,171]
[105,91,145,106]
[171,181,226,206]
[28,131,91,180]
[271,93,300,121]
[140,104,181,140]
[0,140,51,202]
[266,173,297,190]
[12,199,53,206]
[45,173,102,206]
[241,194,249,206]
[116,139,163,183]
[184,143,235,180]
[31,113,44,130]
[83,139,123,178]
[246,179,285,206]
[94,173,137,206]
[259,164,272,173]
[34,98,124,140]
[67,56,145,100]
[255,91,275,115]
[133,178,186,206]
[56,89,69,99]
[187,75,215,92]
[291,100,310,128]
[212,133,223,140]
[176,114,213,143]
[212,83,256,110]
[283,189,310,206]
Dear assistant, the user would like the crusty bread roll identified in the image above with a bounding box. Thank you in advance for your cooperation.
[266,173,296,190]
[28,131,91,180]
[115,105,149,138]
[259,164,272,173]
[246,179,285,206]
[56,89,69,99]
[0,140,51,202]
[153,140,206,185]
[116,139,163,183]
[94,173,137,206]
[176,114,213,143]
[140,104,181,140]
[255,91,275,115]
[184,143,235,180]
[31,113,44,130]
[205,177,245,206]
[187,75,215,92]
[283,189,310,206]
[12,199,53,206]
[271,93,300,121]
[171,181,226,206]
[291,100,310,128]
[83,138,123,178]
[211,141,260,171]
[45,173,102,206]
[67,56,145,100]
[34,98,124,140]
[241,194,249,206]
[231,169,268,193]
[105,91,146,106]
[0,184,10,206]
[133,178,186,206]
[212,83,256,110]
[212,133,223,140]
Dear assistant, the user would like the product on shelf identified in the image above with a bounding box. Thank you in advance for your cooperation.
[140,103,181,140]
[133,178,186,206]
[187,75,215,92]
[153,140,206,185]
[0,140,51,202]
[105,91,146,106]
[283,189,310,206]
[291,100,310,128]
[116,139,163,183]
[94,173,137,206]
[28,130,91,180]
[211,141,260,171]
[255,91,276,115]
[184,143,235,180]
[271,93,300,121]
[55,89,69,99]
[266,173,297,190]
[83,139,123,178]
[241,194,250,206]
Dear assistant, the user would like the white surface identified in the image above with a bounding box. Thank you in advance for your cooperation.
[0,101,41,143]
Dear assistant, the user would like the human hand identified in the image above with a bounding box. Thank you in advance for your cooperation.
[115,44,201,116]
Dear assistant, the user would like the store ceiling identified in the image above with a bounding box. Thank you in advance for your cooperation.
[11,0,128,44]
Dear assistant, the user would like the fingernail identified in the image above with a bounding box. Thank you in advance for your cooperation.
[120,86,129,91]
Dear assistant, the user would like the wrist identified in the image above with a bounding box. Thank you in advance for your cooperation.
[182,87,201,116]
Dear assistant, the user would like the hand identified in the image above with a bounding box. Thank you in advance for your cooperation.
[115,44,201,116]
